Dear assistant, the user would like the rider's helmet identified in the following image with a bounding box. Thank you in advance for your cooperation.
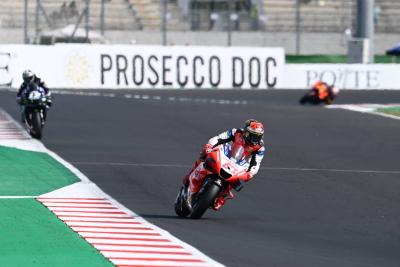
[22,70,35,84]
[331,86,340,97]
[313,80,323,87]
[243,119,264,145]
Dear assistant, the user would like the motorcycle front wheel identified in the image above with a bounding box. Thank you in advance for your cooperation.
[30,112,42,139]
[190,178,221,219]
[299,94,311,104]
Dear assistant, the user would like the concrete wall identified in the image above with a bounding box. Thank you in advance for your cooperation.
[1,28,398,55]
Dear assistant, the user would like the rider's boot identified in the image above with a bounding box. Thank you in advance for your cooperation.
[41,109,47,127]
[20,106,26,123]
[213,186,234,211]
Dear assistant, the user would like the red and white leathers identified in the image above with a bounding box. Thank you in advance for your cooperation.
[183,128,265,210]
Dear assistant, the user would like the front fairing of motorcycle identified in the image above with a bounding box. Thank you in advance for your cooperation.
[22,89,47,127]
[183,144,248,215]
[204,144,248,179]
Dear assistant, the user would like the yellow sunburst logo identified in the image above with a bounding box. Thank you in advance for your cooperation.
[66,53,90,85]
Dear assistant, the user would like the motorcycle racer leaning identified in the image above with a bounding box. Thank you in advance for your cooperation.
[183,119,265,211]
[16,70,52,122]
[312,80,340,105]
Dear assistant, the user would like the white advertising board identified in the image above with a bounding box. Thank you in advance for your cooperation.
[283,64,400,90]
[0,44,285,89]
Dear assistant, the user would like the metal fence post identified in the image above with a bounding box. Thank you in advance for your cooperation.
[355,0,374,63]
[295,0,301,54]
[35,0,39,37]
[24,0,28,43]
[227,1,232,46]
[85,0,90,42]
[162,0,167,45]
[100,0,105,35]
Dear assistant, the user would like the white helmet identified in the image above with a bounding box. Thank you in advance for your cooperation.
[332,86,340,96]
[22,70,34,83]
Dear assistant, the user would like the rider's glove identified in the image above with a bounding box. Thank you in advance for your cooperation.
[237,172,253,182]
[45,93,52,106]
[204,143,213,154]
[227,172,253,183]
[200,143,213,159]
[17,97,26,105]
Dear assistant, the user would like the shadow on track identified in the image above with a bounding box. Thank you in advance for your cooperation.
[139,214,186,220]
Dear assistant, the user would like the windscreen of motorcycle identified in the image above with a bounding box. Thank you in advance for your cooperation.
[28,91,42,101]
[230,144,245,163]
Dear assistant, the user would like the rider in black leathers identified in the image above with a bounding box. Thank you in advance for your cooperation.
[16,70,52,123]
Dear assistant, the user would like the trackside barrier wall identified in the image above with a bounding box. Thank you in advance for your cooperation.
[283,64,400,90]
[2,44,400,90]
[0,45,284,89]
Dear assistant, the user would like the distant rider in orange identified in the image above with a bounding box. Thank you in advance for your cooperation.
[300,80,340,105]
[310,80,340,105]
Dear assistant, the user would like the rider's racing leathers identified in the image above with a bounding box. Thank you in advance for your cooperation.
[183,128,265,210]
[17,76,50,100]
[16,77,52,123]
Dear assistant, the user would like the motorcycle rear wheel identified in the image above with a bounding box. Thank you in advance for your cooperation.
[190,179,221,219]
[299,94,310,104]
[174,186,191,217]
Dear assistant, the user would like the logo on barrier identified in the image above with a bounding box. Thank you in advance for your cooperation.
[306,68,380,89]
[66,52,91,86]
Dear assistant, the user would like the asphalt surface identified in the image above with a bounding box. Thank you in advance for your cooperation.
[1,89,400,267]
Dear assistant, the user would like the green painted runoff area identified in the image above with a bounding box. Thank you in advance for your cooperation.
[0,198,113,266]
[0,146,79,195]
[376,106,400,117]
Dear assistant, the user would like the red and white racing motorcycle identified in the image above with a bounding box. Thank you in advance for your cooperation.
[174,143,247,219]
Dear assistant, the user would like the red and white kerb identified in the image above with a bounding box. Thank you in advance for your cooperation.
[37,197,218,267]
[0,110,30,140]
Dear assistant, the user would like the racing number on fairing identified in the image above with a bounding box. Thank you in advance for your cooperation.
[222,162,238,174]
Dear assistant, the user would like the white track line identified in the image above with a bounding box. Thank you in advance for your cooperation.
[110,259,208,267]
[84,239,179,246]
[327,104,400,121]
[71,227,156,234]
[70,161,400,175]
[54,211,134,217]
[71,161,190,168]
[50,90,249,106]
[61,217,144,223]
[69,223,150,227]
[262,166,400,174]
[79,232,167,239]
[45,202,112,208]
[47,207,123,212]
[93,244,187,253]
[101,251,197,259]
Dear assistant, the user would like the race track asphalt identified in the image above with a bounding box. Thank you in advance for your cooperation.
[1,89,399,267]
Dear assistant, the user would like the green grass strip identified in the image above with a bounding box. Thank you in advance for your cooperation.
[0,146,79,195]
[376,107,400,117]
[0,198,113,267]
